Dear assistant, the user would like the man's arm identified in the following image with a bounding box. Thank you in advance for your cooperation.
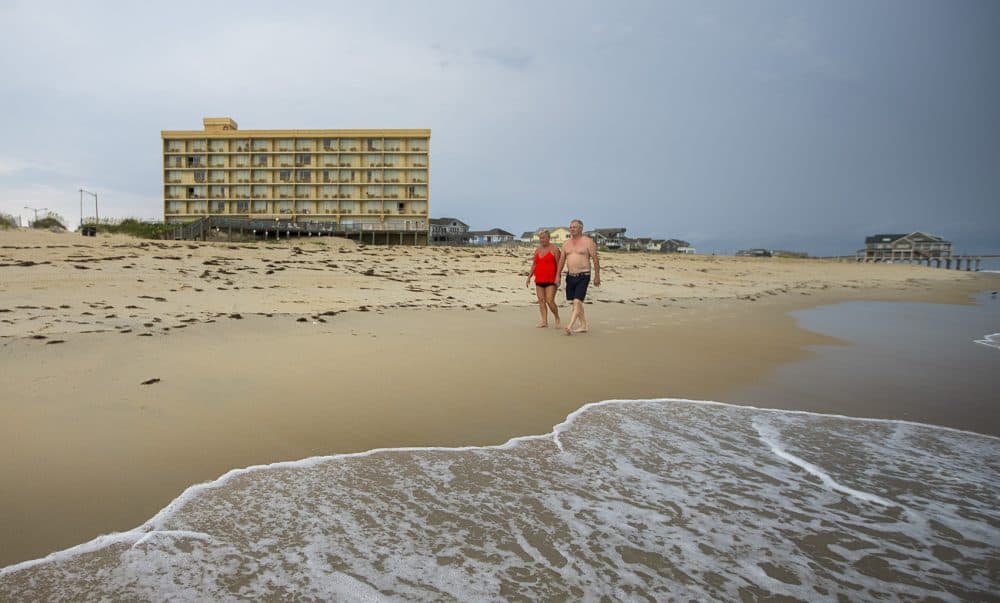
[590,239,601,286]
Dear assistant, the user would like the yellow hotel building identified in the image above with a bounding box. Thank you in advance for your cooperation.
[162,117,429,233]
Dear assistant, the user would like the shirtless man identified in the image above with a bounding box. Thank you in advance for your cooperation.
[555,219,600,335]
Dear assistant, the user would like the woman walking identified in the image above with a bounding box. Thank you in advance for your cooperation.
[525,230,562,328]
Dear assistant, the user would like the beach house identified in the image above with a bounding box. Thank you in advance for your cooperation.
[466,229,516,245]
[430,218,469,244]
[162,117,430,239]
[859,232,953,262]
[528,227,571,245]
[587,228,627,249]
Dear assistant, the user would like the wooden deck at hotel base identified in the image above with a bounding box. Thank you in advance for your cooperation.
[168,216,428,245]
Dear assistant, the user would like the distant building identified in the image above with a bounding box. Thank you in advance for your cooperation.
[466,228,515,245]
[660,239,691,253]
[646,239,665,252]
[736,249,772,257]
[859,232,952,262]
[528,227,571,245]
[587,228,627,249]
[429,217,469,244]
[161,117,429,240]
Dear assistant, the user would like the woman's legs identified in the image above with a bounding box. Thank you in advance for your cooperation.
[544,285,561,328]
[535,286,548,327]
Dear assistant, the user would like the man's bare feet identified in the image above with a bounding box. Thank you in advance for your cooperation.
[536,321,548,328]
[572,327,589,333]
[554,321,562,328]
[564,326,573,336]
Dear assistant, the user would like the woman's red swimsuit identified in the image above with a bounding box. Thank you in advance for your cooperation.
[534,250,558,287]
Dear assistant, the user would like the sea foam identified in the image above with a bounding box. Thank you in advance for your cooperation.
[1,398,997,601]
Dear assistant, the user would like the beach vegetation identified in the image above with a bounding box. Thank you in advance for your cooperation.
[88,218,175,239]
[31,213,67,230]
[0,213,18,229]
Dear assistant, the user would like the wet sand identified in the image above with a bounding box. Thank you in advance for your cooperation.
[1,228,997,567]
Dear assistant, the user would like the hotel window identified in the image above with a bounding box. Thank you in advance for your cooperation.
[209,140,226,153]
[296,170,312,183]
[233,186,250,199]
[278,185,293,199]
[366,138,381,151]
[278,154,293,167]
[187,186,205,199]
[365,154,381,168]
[210,186,227,199]
[252,200,268,213]
[234,170,250,183]
[341,186,357,199]
[295,154,312,167]
[408,139,426,152]
[186,155,205,168]
[252,170,270,183]
[295,139,314,151]
[384,139,401,152]
[384,186,399,199]
[233,139,249,152]
[236,200,250,212]
[252,185,270,199]
[253,154,269,167]
[340,154,357,168]
[166,186,182,199]
[208,155,225,167]
[383,154,400,168]
[166,171,182,183]
[295,201,313,213]
[321,186,336,199]
[190,139,207,152]
[209,171,226,183]
[383,170,400,184]
[341,201,357,212]
[167,156,183,168]
[407,170,424,183]
[341,139,359,152]
[165,141,183,153]
[365,201,381,214]
[279,170,292,183]
[277,139,293,152]
[277,201,293,213]
[323,138,337,151]
[212,201,227,212]
[252,139,270,151]
[321,201,337,212]
[193,170,206,183]
[321,154,337,167]
[167,200,185,213]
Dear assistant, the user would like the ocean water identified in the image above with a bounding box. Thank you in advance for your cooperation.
[1,398,997,601]
[975,257,1000,273]
[729,290,1000,436]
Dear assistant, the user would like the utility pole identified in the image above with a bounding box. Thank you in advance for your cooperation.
[79,189,98,225]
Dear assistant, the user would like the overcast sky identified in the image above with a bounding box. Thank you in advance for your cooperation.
[1,0,997,255]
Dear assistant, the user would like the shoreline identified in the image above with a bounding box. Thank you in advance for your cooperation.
[1,229,998,567]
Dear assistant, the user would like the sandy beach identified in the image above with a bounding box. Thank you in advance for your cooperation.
[1,228,998,569]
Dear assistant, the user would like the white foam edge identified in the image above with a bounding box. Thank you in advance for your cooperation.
[974,332,1000,348]
[2,396,997,577]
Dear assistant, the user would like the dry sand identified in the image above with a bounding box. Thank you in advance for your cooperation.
[1,228,997,567]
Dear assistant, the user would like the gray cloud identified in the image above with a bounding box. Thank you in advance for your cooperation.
[0,0,997,255]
